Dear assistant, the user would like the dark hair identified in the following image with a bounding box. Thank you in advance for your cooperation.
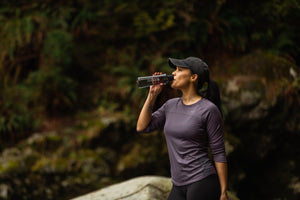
[206,79,222,113]
[193,71,222,114]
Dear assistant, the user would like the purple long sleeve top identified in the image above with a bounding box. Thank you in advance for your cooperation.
[139,97,227,186]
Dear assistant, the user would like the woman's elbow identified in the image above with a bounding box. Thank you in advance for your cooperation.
[136,127,141,132]
[136,124,144,133]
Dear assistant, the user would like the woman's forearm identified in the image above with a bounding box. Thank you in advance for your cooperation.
[136,92,157,132]
[137,73,163,132]
[215,162,228,195]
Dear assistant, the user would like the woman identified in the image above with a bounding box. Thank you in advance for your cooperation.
[137,57,228,200]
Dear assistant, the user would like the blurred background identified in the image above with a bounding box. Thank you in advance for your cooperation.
[0,0,299,199]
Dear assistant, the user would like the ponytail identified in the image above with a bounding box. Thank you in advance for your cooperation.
[187,61,221,114]
[206,79,222,114]
[197,78,222,114]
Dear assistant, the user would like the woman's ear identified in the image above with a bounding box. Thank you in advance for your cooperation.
[191,74,198,82]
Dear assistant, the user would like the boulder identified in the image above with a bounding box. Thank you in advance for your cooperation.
[71,176,172,200]
[71,176,240,200]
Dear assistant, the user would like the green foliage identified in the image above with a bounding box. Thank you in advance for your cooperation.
[24,68,77,114]
[0,86,37,135]
[259,0,300,55]
[219,0,300,57]
[43,30,74,65]
[133,9,175,37]
[0,0,299,142]
[0,2,78,137]
[0,9,35,59]
[0,11,36,90]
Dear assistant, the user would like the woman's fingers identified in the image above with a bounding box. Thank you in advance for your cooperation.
[150,72,163,95]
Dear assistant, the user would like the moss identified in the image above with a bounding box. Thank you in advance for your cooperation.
[23,150,41,168]
[51,158,69,173]
[216,50,298,84]
[0,160,19,173]
[30,155,71,174]
[117,142,159,174]
[47,134,61,142]
[76,134,90,146]
[31,157,47,172]
[25,133,63,152]
[292,77,300,89]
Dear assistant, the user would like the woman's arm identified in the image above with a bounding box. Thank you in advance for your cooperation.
[215,162,228,200]
[136,73,163,132]
[206,105,228,199]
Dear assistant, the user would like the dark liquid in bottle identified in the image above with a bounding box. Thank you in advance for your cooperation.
[137,74,173,88]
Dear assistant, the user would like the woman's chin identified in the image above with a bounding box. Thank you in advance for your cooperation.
[171,83,178,89]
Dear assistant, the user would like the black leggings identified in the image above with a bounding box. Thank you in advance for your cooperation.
[167,174,221,200]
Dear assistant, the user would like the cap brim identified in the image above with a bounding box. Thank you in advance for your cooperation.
[168,58,190,69]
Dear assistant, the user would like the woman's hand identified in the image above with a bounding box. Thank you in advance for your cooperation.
[220,192,229,200]
[149,72,163,96]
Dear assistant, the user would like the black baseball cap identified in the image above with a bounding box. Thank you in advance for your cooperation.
[168,56,210,82]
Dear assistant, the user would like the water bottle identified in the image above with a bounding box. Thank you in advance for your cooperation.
[137,74,174,88]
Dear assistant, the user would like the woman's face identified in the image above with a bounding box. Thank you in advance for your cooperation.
[171,66,193,89]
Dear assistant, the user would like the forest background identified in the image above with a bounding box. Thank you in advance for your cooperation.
[0,0,300,200]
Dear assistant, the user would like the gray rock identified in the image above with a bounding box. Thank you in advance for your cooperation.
[71,176,172,200]
[71,176,240,200]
